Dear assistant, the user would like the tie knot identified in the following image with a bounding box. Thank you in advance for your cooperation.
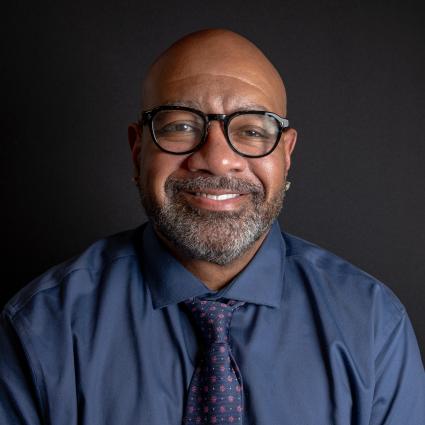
[185,298,243,345]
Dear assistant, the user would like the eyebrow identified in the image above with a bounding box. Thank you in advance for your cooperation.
[163,100,201,108]
[162,100,271,113]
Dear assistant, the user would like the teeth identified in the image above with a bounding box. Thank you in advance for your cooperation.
[195,193,240,201]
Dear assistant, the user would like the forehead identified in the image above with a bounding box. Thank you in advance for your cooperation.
[144,72,284,116]
[142,36,286,115]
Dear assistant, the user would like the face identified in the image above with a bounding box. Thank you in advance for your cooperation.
[129,54,297,265]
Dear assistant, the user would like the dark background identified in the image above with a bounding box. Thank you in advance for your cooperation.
[1,0,424,361]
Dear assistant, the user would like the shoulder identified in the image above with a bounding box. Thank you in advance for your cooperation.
[283,231,389,283]
[3,226,144,322]
[281,232,405,347]
[282,231,403,303]
[0,226,148,413]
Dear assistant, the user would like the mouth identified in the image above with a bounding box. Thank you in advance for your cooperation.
[182,190,248,211]
[164,176,263,212]
[192,192,242,201]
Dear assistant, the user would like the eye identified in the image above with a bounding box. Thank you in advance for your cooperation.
[159,121,198,134]
[241,128,266,138]
[234,126,268,139]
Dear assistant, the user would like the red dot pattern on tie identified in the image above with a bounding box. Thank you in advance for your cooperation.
[183,298,244,424]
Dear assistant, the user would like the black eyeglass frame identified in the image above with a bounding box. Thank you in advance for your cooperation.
[139,105,290,158]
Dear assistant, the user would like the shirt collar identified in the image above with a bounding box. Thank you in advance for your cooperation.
[137,220,286,309]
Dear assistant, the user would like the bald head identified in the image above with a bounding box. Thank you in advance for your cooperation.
[142,29,287,115]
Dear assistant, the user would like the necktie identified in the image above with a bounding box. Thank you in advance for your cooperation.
[183,298,245,424]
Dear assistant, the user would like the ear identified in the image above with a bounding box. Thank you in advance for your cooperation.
[282,128,297,172]
[128,122,142,178]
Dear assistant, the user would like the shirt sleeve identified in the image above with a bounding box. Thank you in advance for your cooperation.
[370,310,425,425]
[0,310,43,425]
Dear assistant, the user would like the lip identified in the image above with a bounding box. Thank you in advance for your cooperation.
[181,191,249,211]
[187,189,249,196]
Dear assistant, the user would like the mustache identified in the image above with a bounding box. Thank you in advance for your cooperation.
[164,176,264,196]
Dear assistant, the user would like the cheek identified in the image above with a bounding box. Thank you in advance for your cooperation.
[139,148,186,202]
[250,153,286,198]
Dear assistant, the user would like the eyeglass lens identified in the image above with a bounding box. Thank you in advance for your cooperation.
[152,110,280,156]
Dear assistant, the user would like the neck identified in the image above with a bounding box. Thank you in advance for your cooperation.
[155,230,269,291]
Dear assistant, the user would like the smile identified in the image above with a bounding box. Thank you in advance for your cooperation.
[181,191,247,211]
[194,193,241,201]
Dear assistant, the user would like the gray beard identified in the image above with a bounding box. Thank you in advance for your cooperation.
[139,176,285,265]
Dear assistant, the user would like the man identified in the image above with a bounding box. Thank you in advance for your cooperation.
[0,29,424,425]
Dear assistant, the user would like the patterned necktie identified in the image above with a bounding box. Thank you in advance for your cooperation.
[183,298,245,424]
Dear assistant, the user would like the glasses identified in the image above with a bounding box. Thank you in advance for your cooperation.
[139,105,290,158]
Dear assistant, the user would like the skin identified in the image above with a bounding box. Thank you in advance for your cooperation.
[128,29,297,290]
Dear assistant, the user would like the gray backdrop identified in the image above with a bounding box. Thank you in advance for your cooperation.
[2,0,424,362]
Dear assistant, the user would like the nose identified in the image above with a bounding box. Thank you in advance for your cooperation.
[186,121,247,175]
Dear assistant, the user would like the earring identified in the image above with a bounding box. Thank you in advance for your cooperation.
[284,180,291,192]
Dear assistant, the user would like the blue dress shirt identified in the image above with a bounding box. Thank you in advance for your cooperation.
[1,221,424,424]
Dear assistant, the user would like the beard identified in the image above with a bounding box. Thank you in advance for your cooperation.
[139,175,286,265]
